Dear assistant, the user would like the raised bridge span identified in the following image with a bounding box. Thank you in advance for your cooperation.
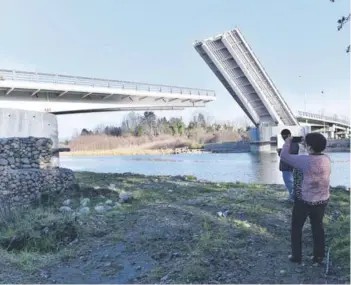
[194,28,350,149]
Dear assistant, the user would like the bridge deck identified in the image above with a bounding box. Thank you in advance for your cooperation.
[0,69,216,108]
[296,111,350,128]
[194,28,298,126]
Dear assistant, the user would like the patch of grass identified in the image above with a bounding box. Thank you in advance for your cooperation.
[224,182,265,190]
[182,261,210,283]
[101,263,124,277]
[108,231,126,242]
[328,215,350,269]
[184,175,197,181]
[0,206,79,253]
[147,266,167,281]
[0,248,55,273]
[324,189,350,274]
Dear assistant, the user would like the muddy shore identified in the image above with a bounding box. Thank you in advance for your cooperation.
[0,172,349,284]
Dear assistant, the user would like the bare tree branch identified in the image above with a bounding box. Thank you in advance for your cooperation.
[330,0,350,53]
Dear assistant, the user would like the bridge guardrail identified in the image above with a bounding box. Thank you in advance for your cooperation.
[297,111,350,126]
[0,69,216,97]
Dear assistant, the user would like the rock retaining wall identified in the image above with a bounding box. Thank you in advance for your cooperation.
[0,137,77,208]
[0,137,53,170]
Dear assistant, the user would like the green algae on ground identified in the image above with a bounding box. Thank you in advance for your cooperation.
[0,171,349,284]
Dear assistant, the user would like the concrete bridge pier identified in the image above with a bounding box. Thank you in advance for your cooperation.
[249,125,310,153]
[249,127,271,153]
[0,108,60,166]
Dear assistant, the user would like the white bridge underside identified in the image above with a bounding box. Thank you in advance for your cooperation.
[0,81,213,107]
[0,69,216,114]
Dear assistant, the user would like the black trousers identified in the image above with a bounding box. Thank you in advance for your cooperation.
[291,200,327,260]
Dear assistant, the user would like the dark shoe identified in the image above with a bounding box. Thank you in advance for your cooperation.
[310,256,323,265]
[288,254,301,263]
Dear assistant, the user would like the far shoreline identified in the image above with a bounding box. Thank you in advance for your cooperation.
[60,148,350,157]
[60,147,208,157]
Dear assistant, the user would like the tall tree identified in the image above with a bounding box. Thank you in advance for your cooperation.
[121,112,142,133]
[142,112,157,136]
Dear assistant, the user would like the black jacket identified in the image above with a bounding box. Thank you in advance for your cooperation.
[277,142,299,171]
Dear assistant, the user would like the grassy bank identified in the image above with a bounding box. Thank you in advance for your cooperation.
[0,172,349,284]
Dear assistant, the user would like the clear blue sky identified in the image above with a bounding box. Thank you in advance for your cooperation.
[0,0,349,139]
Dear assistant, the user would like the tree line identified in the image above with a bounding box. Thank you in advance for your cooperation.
[78,111,249,139]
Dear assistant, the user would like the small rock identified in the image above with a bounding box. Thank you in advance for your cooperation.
[119,192,134,203]
[59,206,72,212]
[279,269,286,275]
[79,207,90,215]
[113,202,122,209]
[172,252,180,258]
[62,199,72,206]
[160,275,168,282]
[104,262,112,267]
[136,265,142,271]
[168,189,173,193]
[106,210,120,216]
[20,158,30,164]
[94,205,112,213]
[69,239,79,246]
[186,198,203,205]
[80,198,90,207]
[105,199,113,205]
[40,269,50,279]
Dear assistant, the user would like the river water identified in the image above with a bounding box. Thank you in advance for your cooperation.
[60,152,350,187]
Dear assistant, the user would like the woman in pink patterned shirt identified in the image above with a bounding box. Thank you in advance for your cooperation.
[280,132,331,264]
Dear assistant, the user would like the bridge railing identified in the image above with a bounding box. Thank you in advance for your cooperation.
[0,69,216,97]
[297,111,350,126]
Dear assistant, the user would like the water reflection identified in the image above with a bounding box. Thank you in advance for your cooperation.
[61,152,350,187]
[248,153,282,185]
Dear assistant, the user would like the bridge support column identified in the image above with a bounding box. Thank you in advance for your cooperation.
[0,108,59,166]
[249,126,272,153]
[330,125,336,139]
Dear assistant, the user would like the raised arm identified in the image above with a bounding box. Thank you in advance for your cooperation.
[280,139,308,171]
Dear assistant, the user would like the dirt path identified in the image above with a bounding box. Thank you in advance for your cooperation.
[0,172,349,284]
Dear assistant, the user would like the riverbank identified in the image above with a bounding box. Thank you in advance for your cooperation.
[61,139,349,157]
[0,172,349,284]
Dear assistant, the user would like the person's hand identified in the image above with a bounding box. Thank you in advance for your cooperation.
[284,135,292,144]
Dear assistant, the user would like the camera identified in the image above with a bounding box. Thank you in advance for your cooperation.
[291,136,303,143]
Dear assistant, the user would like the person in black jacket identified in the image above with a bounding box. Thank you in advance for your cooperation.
[277,129,299,202]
